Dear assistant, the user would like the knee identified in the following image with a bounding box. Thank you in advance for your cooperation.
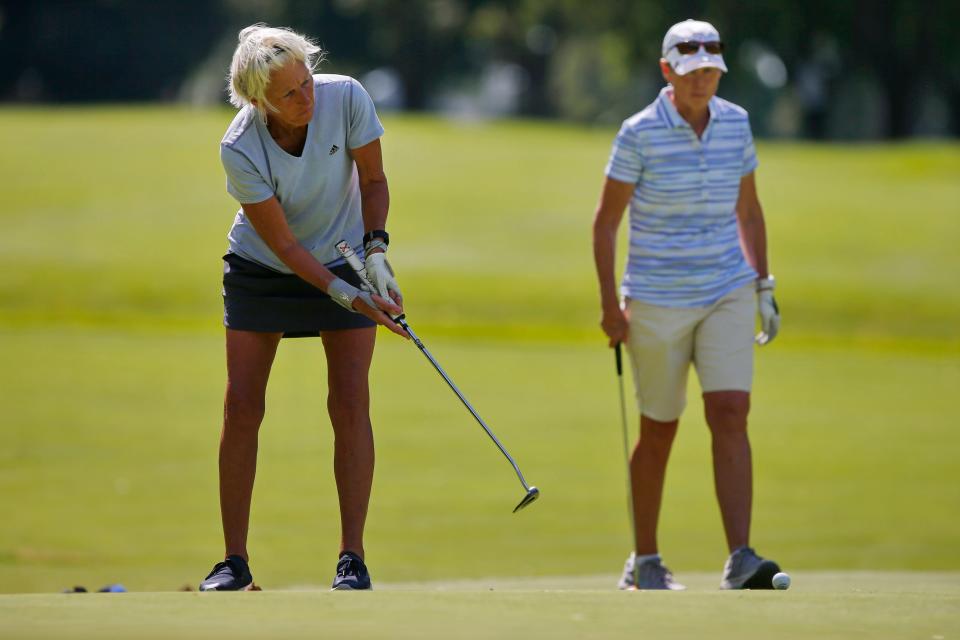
[224,391,265,434]
[705,393,750,436]
[327,381,370,425]
[638,416,679,449]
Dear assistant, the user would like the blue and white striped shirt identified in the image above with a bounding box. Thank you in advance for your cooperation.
[605,86,759,308]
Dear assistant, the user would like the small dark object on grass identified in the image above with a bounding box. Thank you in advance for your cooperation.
[63,586,87,593]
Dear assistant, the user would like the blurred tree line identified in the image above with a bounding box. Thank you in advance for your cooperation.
[1,0,957,138]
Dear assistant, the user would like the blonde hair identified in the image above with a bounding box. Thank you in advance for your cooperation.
[228,23,324,123]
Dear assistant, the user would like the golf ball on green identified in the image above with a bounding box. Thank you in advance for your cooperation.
[772,572,791,590]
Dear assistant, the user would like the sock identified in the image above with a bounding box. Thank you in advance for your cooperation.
[634,553,661,565]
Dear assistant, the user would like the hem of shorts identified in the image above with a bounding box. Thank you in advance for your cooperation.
[699,384,753,394]
[638,407,686,423]
[223,318,376,336]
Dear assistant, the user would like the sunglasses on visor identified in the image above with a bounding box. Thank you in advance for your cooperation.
[674,41,725,55]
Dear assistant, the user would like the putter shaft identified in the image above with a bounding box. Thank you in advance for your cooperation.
[398,316,533,493]
[334,240,538,510]
[616,343,639,585]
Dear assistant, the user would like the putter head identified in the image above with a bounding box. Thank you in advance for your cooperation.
[512,486,540,513]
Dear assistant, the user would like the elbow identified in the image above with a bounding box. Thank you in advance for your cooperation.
[592,216,617,241]
[273,240,301,262]
[360,174,388,192]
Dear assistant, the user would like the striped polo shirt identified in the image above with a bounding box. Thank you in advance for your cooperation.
[605,85,759,308]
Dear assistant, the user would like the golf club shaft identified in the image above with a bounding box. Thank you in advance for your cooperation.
[335,240,532,492]
[616,343,638,552]
[397,317,532,491]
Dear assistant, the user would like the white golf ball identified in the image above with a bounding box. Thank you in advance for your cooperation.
[772,572,791,590]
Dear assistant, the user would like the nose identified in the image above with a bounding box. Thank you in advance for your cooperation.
[298,86,312,106]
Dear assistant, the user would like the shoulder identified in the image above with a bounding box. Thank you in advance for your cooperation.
[312,73,365,95]
[219,111,259,172]
[221,106,259,149]
[712,96,751,124]
[621,99,668,136]
[614,100,667,155]
[311,75,374,114]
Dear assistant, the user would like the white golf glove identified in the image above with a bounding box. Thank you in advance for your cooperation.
[756,277,780,346]
[327,278,375,313]
[365,252,402,302]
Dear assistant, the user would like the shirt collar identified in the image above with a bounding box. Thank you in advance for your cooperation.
[658,85,721,129]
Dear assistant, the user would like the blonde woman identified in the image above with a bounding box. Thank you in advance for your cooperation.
[200,24,404,591]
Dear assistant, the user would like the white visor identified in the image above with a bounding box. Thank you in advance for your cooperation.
[664,48,728,75]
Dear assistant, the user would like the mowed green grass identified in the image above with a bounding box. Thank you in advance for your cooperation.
[1,107,959,635]
[1,574,958,640]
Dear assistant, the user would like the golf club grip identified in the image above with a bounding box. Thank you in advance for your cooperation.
[334,240,374,293]
[335,240,409,329]
[615,342,623,375]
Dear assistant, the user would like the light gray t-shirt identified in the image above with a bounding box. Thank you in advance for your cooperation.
[220,74,384,272]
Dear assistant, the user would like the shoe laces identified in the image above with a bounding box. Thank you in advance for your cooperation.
[206,562,227,579]
[337,555,363,577]
[727,547,759,575]
[206,559,238,580]
[640,560,674,586]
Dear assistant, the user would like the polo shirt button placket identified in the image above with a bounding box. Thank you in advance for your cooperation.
[700,148,708,200]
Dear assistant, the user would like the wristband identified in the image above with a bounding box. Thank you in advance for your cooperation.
[362,229,389,246]
[327,278,360,312]
[756,275,775,292]
[364,239,388,254]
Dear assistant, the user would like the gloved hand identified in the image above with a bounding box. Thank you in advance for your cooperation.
[755,277,780,346]
[366,252,403,304]
[327,277,375,313]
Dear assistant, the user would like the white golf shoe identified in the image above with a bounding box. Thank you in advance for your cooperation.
[617,552,686,590]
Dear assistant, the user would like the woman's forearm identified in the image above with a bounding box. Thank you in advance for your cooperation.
[274,242,338,292]
[359,179,389,235]
[738,212,769,279]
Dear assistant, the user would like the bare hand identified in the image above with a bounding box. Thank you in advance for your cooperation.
[353,292,408,339]
[388,288,404,311]
[601,306,629,348]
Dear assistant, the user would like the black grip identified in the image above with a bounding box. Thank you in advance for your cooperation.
[615,342,623,375]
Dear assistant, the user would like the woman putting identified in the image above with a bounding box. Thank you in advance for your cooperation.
[199,24,405,592]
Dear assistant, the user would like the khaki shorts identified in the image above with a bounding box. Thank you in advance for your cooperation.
[625,283,755,422]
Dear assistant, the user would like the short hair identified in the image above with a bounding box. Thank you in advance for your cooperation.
[228,23,324,123]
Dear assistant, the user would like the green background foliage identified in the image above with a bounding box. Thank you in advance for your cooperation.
[3,1,959,137]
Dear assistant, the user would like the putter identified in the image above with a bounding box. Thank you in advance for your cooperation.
[615,342,639,587]
[335,240,539,513]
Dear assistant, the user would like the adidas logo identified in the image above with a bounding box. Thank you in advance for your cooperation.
[329,145,340,155]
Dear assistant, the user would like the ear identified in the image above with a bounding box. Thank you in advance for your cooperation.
[659,59,673,83]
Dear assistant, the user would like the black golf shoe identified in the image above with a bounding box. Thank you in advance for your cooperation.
[199,555,253,591]
[331,551,372,590]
